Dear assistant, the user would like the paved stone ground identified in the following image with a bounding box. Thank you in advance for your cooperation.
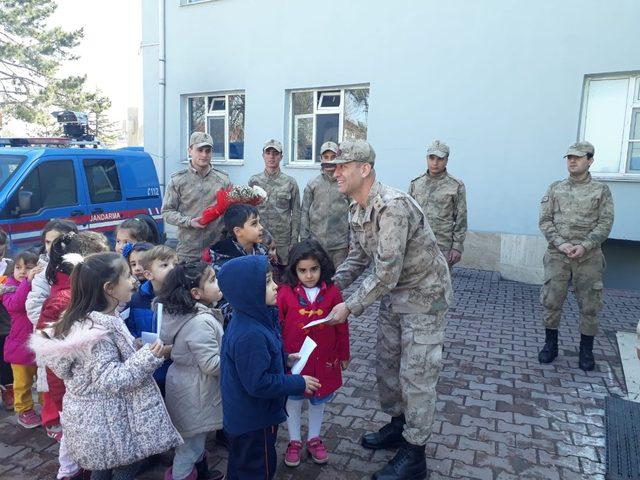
[1,267,639,479]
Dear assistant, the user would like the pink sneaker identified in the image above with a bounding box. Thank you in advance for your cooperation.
[46,423,63,442]
[306,437,328,464]
[284,440,303,467]
[17,409,41,429]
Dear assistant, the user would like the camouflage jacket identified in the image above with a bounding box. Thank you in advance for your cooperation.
[162,163,231,260]
[249,169,301,261]
[539,173,614,257]
[409,170,467,253]
[334,181,453,316]
[300,172,350,251]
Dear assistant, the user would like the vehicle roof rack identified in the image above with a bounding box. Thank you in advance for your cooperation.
[0,137,101,148]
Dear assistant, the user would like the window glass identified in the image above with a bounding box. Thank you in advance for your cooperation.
[0,155,25,191]
[83,159,122,203]
[293,92,313,115]
[628,109,640,171]
[12,161,76,215]
[315,114,339,161]
[208,117,226,159]
[188,97,206,134]
[228,94,245,160]
[344,88,369,141]
[583,78,628,173]
[318,92,341,109]
[295,117,313,162]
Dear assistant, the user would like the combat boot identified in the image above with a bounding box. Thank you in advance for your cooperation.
[362,414,406,450]
[579,334,595,371]
[372,442,428,480]
[538,329,558,364]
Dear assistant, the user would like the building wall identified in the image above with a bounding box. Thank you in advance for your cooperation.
[143,0,640,286]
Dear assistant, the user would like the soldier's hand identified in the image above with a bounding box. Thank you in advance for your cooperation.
[190,218,206,229]
[558,243,574,256]
[448,249,462,265]
[326,302,350,325]
[567,245,586,259]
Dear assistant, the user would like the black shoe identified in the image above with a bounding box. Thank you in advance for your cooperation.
[538,328,558,364]
[195,452,225,480]
[362,414,406,450]
[579,334,595,371]
[372,442,428,480]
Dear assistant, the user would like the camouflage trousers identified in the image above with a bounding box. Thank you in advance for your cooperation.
[327,247,349,271]
[376,296,446,445]
[540,249,605,336]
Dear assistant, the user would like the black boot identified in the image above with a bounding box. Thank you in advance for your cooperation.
[579,334,595,371]
[195,452,225,480]
[362,414,406,450]
[538,328,558,364]
[372,442,428,480]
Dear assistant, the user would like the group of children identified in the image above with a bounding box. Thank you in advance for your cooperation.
[0,206,350,480]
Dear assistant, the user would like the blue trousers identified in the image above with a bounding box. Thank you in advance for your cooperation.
[226,425,278,480]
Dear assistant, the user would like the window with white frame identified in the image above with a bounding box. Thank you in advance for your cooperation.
[289,85,369,164]
[187,92,245,162]
[580,74,640,175]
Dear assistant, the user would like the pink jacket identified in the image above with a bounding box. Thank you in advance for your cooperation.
[3,277,35,365]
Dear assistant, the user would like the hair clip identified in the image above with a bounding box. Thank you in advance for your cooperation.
[62,253,84,266]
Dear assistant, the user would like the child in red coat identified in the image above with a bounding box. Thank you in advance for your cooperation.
[277,240,349,467]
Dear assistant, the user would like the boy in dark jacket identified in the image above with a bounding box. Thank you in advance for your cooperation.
[209,204,268,327]
[218,255,320,480]
[125,245,178,394]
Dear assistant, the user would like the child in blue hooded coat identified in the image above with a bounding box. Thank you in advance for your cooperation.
[218,255,320,480]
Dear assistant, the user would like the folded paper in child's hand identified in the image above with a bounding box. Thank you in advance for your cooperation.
[140,331,158,345]
[291,336,317,375]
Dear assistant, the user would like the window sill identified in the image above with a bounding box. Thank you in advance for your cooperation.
[285,163,321,170]
[592,173,640,182]
[180,159,244,166]
[180,0,218,6]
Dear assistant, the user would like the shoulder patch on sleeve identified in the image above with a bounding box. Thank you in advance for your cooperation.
[540,195,549,203]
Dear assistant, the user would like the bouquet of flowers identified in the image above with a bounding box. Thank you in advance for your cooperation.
[198,185,268,226]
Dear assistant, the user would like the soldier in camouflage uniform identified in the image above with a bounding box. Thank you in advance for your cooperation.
[409,140,467,267]
[538,141,614,371]
[249,139,300,265]
[326,140,452,480]
[300,141,350,268]
[162,132,231,261]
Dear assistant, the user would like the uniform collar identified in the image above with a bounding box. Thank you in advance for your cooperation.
[568,172,591,185]
[427,169,447,180]
[189,161,212,178]
[264,168,281,179]
[322,171,337,182]
[353,181,383,224]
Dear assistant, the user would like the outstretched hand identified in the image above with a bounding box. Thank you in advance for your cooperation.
[326,302,350,326]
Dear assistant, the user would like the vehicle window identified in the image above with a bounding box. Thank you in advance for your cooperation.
[0,155,25,190]
[83,159,122,203]
[10,160,77,215]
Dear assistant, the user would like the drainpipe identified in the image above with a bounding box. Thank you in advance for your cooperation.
[158,0,166,191]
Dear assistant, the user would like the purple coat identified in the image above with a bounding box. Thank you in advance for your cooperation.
[3,277,35,365]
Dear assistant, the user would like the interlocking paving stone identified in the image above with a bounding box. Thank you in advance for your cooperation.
[0,267,638,479]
